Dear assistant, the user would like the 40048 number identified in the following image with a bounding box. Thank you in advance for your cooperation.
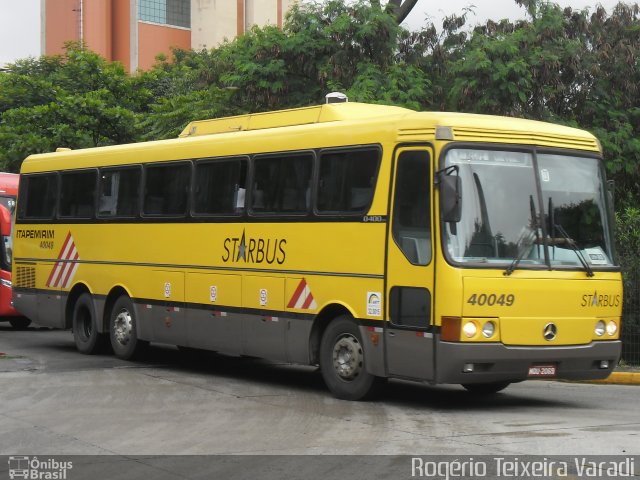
[466,293,515,307]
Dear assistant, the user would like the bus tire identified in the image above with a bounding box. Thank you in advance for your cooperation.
[72,293,106,354]
[462,382,511,394]
[9,317,31,330]
[319,315,384,400]
[109,295,148,360]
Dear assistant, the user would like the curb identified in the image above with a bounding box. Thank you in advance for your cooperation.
[587,371,640,385]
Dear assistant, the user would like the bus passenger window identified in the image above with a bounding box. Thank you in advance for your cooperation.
[389,286,431,328]
[99,167,141,217]
[193,158,247,215]
[19,174,58,220]
[250,154,312,214]
[316,148,380,214]
[59,170,97,218]
[392,151,431,265]
[143,162,191,216]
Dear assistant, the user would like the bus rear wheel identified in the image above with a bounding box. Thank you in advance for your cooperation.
[319,315,384,400]
[109,296,147,360]
[462,382,511,394]
[72,293,106,354]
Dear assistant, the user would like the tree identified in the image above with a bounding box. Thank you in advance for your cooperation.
[370,0,419,23]
[0,44,152,172]
[141,0,431,138]
[444,1,640,209]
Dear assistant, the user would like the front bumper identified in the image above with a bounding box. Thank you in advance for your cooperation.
[436,338,621,384]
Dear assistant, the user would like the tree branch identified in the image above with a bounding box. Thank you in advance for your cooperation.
[384,0,419,24]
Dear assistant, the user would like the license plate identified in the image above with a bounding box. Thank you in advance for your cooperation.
[528,365,557,377]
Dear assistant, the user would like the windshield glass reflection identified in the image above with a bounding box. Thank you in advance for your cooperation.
[442,148,615,270]
[538,154,614,268]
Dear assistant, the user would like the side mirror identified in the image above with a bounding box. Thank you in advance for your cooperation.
[607,179,615,211]
[440,175,462,223]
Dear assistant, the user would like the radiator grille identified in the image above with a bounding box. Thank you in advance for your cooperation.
[15,266,36,289]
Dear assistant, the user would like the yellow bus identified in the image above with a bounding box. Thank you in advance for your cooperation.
[11,100,622,399]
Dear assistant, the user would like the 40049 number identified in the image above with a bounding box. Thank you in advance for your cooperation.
[466,293,515,307]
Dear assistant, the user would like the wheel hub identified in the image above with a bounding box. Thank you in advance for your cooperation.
[113,310,132,346]
[332,334,363,380]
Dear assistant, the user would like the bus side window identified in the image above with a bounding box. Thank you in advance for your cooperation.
[99,167,141,217]
[389,286,431,328]
[193,157,247,216]
[19,174,58,220]
[143,162,191,216]
[316,148,380,214]
[59,170,97,219]
[392,151,431,266]
[251,153,312,215]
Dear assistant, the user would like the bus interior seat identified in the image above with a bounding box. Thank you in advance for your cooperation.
[400,234,431,265]
[349,187,371,210]
[76,204,94,217]
[145,196,164,214]
[252,189,265,209]
[99,196,116,216]
[282,188,298,211]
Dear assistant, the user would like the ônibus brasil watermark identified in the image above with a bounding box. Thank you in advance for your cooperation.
[411,457,636,479]
[7,456,72,480]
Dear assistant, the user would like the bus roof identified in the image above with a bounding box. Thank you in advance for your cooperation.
[21,102,600,173]
[178,102,412,137]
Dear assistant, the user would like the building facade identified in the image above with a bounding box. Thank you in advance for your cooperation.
[42,0,296,71]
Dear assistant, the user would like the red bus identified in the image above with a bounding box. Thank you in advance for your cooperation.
[0,173,30,329]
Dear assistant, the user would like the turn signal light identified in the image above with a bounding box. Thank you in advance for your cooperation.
[441,317,462,341]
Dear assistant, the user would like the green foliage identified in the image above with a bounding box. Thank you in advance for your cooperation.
[0,44,152,171]
[615,207,640,329]
[444,2,640,211]
[139,0,424,139]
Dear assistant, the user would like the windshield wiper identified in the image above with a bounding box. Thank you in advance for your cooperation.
[504,229,536,276]
[552,223,594,277]
[504,195,539,276]
[547,197,594,277]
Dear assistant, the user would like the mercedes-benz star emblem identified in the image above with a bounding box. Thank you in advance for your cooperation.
[543,323,558,341]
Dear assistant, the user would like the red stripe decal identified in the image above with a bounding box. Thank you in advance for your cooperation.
[61,251,79,288]
[302,292,315,309]
[287,278,307,308]
[46,232,72,286]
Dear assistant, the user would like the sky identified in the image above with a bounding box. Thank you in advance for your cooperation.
[0,0,629,65]
[402,0,624,30]
[0,0,40,65]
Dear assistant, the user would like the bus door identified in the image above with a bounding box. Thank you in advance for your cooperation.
[385,148,435,381]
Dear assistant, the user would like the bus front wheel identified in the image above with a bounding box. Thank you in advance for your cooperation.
[319,315,384,400]
[109,296,148,360]
[72,293,106,354]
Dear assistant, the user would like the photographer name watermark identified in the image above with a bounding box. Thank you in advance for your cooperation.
[411,457,636,479]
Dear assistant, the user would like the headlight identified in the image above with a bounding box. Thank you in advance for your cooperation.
[606,320,618,336]
[462,321,477,338]
[482,321,495,338]
[595,320,606,337]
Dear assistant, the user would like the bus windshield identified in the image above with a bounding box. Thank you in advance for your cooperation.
[0,195,16,215]
[442,148,616,270]
[0,195,15,271]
